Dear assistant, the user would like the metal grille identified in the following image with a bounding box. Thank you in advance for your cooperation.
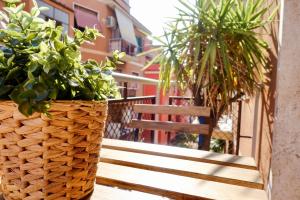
[104,96,156,141]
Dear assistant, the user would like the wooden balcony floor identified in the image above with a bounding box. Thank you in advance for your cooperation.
[0,139,268,200]
[96,139,267,200]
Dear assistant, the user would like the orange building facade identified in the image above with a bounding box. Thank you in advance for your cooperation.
[0,0,152,97]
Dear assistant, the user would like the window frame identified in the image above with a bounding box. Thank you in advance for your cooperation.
[36,0,69,34]
[73,3,100,31]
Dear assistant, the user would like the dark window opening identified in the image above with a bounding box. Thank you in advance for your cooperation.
[36,0,69,34]
[136,37,143,53]
[74,18,85,32]
[74,5,101,32]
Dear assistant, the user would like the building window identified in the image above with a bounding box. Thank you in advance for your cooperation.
[109,38,137,56]
[136,37,143,53]
[36,0,69,34]
[74,5,102,32]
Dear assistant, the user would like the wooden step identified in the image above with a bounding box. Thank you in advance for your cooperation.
[96,163,268,200]
[102,139,257,170]
[90,184,169,200]
[100,148,263,189]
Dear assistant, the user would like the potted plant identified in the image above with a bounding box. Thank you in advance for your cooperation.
[0,0,122,199]
[145,0,277,150]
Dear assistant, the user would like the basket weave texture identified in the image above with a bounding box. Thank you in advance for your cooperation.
[0,100,107,200]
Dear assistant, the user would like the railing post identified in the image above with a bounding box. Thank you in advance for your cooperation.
[134,113,142,142]
[152,85,160,144]
[124,82,128,100]
[167,97,173,144]
[150,97,156,143]
[197,116,207,150]
[235,101,242,155]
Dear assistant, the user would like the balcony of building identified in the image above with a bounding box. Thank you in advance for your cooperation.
[78,72,267,200]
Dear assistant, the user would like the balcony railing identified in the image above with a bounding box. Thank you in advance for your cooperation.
[109,38,136,56]
[104,73,158,141]
[107,73,242,155]
[112,71,159,100]
[105,96,156,141]
[109,38,122,53]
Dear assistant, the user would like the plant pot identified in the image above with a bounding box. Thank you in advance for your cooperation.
[0,100,107,200]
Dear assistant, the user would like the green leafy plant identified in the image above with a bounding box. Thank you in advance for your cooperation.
[146,0,277,123]
[170,132,227,152]
[210,139,226,153]
[0,0,122,116]
[170,132,198,149]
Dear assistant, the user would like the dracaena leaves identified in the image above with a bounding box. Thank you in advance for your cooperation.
[150,0,277,119]
[0,0,122,116]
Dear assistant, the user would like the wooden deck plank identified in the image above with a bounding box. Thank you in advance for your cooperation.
[100,148,263,189]
[96,163,268,200]
[128,120,209,134]
[90,184,169,200]
[102,139,257,170]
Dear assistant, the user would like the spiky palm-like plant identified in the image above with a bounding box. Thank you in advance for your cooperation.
[146,0,277,126]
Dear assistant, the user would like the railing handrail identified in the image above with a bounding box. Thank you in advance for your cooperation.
[112,72,159,85]
[108,96,156,103]
[169,96,193,100]
[169,96,243,102]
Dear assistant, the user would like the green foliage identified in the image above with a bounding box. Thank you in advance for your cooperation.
[0,0,122,116]
[170,133,226,153]
[148,0,277,121]
[170,132,198,148]
[210,139,225,153]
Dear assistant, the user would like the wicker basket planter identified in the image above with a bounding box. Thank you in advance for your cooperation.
[0,100,107,200]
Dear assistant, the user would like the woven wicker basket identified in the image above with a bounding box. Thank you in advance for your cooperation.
[0,100,107,200]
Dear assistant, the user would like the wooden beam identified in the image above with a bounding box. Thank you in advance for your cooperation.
[128,120,209,134]
[102,139,257,170]
[96,163,268,200]
[100,148,264,189]
[133,104,211,117]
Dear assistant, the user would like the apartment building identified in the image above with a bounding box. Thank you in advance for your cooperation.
[0,0,152,97]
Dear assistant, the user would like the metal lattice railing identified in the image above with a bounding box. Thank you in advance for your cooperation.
[104,96,156,142]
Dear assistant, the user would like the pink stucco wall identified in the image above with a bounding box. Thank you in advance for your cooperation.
[238,0,279,194]
[271,0,300,199]
[239,1,300,199]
